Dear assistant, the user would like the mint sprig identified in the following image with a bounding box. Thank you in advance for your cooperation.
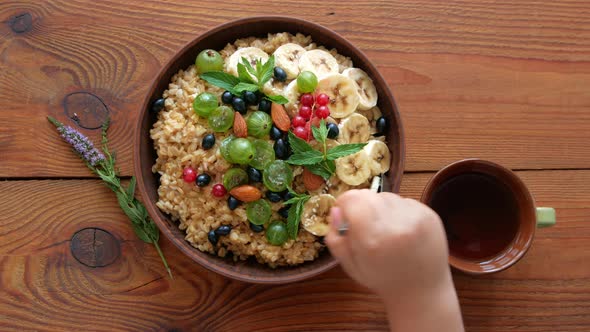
[286,120,367,179]
[198,71,239,92]
[285,187,311,239]
[200,55,288,104]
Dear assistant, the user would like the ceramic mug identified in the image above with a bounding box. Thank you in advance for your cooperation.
[421,159,556,275]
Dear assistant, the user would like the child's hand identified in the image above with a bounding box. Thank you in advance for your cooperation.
[326,189,464,332]
[326,189,448,297]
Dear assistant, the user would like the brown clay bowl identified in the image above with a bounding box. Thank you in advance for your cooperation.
[134,16,405,284]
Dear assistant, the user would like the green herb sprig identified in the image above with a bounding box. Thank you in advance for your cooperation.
[200,55,288,104]
[284,187,310,239]
[286,120,367,179]
[47,116,172,278]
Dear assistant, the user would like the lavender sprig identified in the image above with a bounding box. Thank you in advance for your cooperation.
[48,117,106,166]
[47,116,172,278]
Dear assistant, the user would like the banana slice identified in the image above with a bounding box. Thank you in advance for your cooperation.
[317,74,360,118]
[301,194,336,236]
[335,149,372,185]
[338,113,371,144]
[273,43,306,79]
[342,68,378,110]
[364,140,391,175]
[298,49,339,78]
[283,80,301,116]
[226,47,269,78]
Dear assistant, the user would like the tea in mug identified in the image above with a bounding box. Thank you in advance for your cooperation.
[428,172,519,260]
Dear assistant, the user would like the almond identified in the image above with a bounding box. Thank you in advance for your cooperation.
[302,168,325,191]
[271,103,291,131]
[233,112,248,138]
[229,185,262,202]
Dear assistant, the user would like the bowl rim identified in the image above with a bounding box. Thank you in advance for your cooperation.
[134,15,405,283]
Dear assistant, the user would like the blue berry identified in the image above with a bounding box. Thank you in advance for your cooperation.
[327,123,339,139]
[243,91,258,105]
[249,222,264,233]
[375,116,389,136]
[270,125,283,141]
[232,97,247,114]
[227,196,240,210]
[278,206,290,218]
[202,133,215,150]
[273,67,287,82]
[208,230,218,245]
[247,167,262,183]
[222,91,233,104]
[215,225,232,236]
[258,99,271,113]
[196,173,211,187]
[266,191,282,203]
[274,138,288,160]
[152,98,165,112]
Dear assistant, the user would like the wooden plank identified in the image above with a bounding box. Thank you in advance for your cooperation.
[1,0,590,177]
[0,169,589,331]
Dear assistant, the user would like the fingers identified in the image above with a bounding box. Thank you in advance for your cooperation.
[327,190,407,282]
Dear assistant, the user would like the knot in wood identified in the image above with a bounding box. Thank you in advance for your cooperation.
[70,228,120,267]
[8,13,32,33]
[63,92,110,130]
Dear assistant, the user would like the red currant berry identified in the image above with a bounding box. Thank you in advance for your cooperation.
[293,126,308,140]
[182,167,197,183]
[292,115,307,128]
[212,184,227,197]
[299,105,312,120]
[316,93,330,106]
[300,93,314,107]
[316,105,330,119]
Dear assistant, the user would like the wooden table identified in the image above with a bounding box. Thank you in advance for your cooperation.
[1,1,589,331]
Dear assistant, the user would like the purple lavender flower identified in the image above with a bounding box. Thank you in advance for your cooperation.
[48,117,105,166]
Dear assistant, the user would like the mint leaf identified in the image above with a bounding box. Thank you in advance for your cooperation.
[258,55,275,86]
[311,120,329,146]
[287,197,309,239]
[285,185,309,201]
[287,150,324,165]
[237,63,255,84]
[255,59,263,82]
[200,71,240,92]
[265,94,289,104]
[311,126,322,144]
[325,159,336,173]
[306,162,333,180]
[241,57,257,76]
[287,131,313,154]
[284,198,299,206]
[318,120,328,143]
[233,82,259,93]
[326,143,367,160]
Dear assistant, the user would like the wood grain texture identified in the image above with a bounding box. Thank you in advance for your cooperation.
[1,0,589,331]
[1,170,589,331]
[1,0,590,177]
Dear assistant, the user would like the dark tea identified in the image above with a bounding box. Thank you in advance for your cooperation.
[428,172,519,260]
